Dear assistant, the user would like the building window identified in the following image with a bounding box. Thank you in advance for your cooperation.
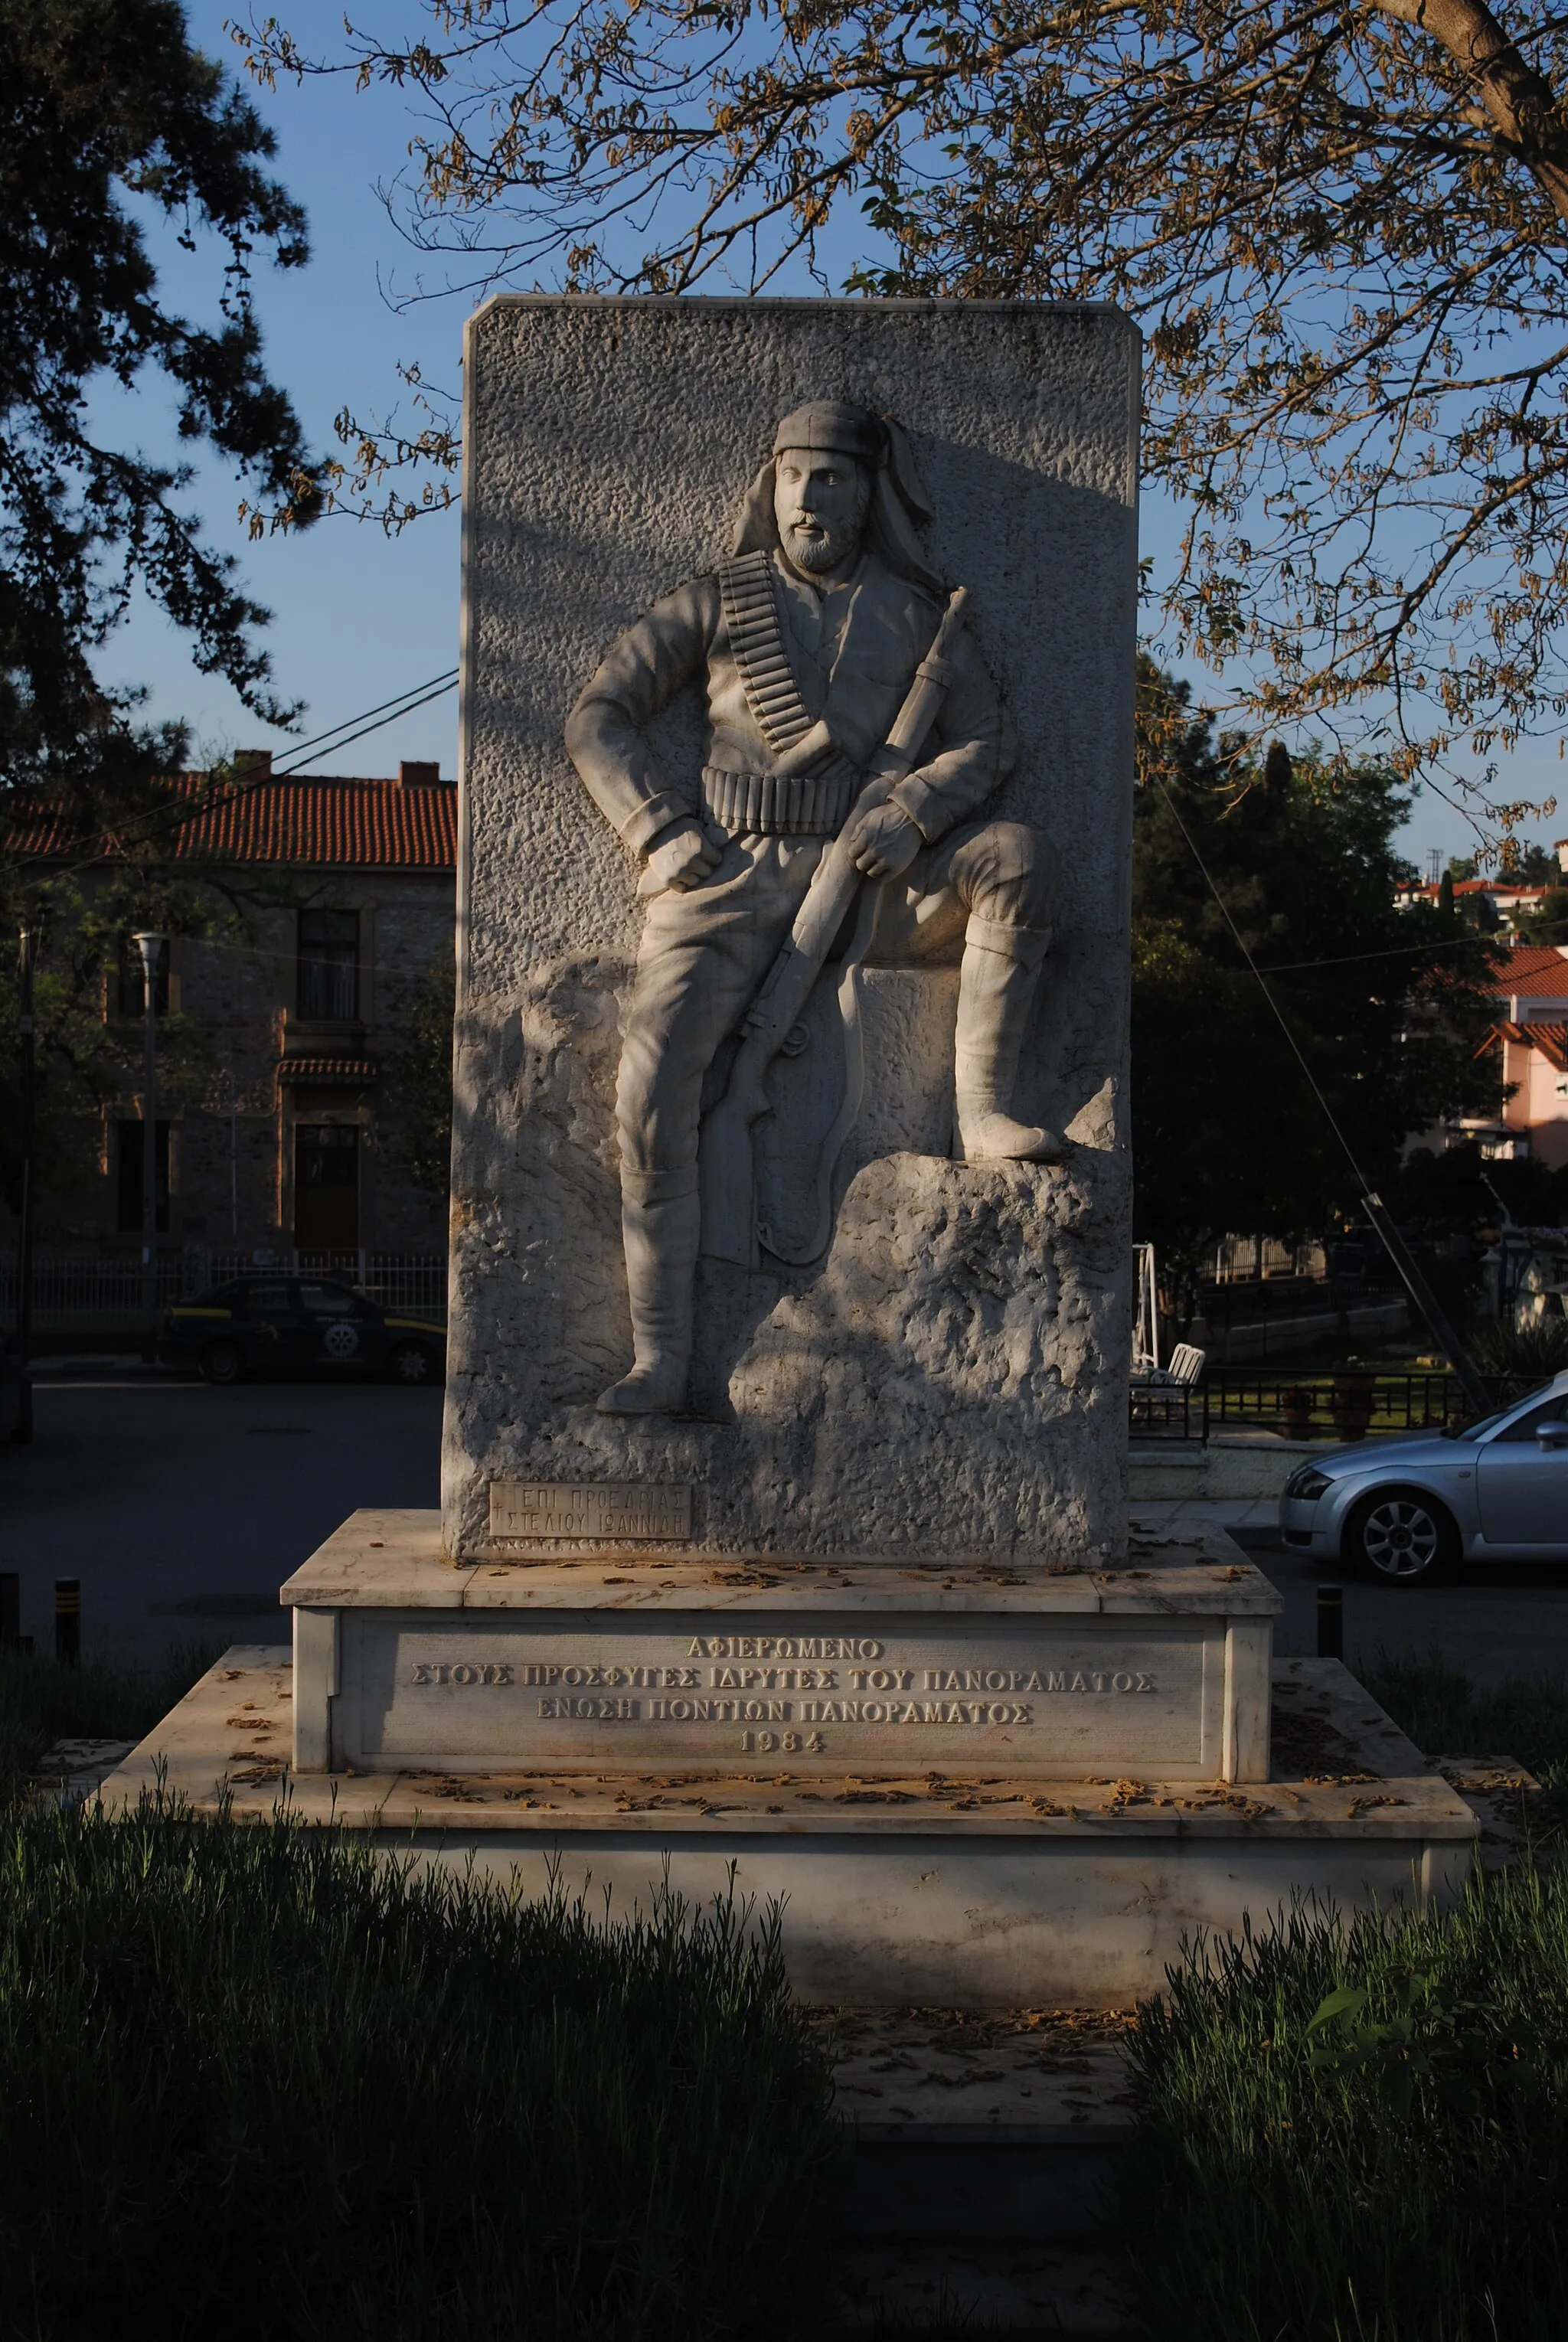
[298,910,359,1021]
[294,1124,359,1249]
[115,936,168,1019]
[116,1121,170,1232]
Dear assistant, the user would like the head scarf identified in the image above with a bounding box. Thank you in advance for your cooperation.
[730,401,942,593]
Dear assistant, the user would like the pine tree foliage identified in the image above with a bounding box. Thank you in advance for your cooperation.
[2,0,322,818]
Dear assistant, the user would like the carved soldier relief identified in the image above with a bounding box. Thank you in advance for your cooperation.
[565,400,1063,1418]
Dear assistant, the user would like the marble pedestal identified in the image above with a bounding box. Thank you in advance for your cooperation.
[286,1511,1275,1784]
[98,1508,1478,2006]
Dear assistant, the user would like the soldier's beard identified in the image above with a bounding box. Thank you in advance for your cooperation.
[782,518,863,573]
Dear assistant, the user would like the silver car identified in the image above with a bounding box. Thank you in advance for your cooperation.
[1278,1370,1568,1583]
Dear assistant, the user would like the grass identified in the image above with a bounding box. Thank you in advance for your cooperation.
[1357,1645,1568,1792]
[1122,1861,1568,2342]
[0,1641,217,1798]
[0,1792,840,2342]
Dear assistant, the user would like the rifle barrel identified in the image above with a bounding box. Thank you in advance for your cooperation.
[697,585,972,1266]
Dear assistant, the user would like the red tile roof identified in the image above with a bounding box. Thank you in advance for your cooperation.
[5,773,457,871]
[1498,943,1568,995]
[1500,1021,1568,1070]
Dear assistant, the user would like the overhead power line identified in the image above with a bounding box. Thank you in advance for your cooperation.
[271,675,457,775]
[266,669,458,769]
[12,669,460,876]
[1258,933,1505,978]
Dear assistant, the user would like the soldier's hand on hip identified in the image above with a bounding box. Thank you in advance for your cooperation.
[846,802,922,880]
[640,818,724,895]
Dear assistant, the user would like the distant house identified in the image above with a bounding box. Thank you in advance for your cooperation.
[1394,873,1555,927]
[1465,941,1568,1167]
[5,755,456,1256]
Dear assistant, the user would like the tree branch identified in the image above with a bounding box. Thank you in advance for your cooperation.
[1374,0,1568,221]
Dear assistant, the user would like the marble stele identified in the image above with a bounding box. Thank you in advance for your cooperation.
[447,299,1139,1563]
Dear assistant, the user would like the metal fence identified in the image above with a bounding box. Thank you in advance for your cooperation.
[201,1252,447,1317]
[0,1249,447,1334]
[1131,1368,1541,1444]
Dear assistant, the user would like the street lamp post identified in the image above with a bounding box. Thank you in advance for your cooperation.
[133,932,167,1364]
[11,919,38,1442]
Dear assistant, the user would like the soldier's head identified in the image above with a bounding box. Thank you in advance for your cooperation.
[771,403,878,577]
[732,400,942,593]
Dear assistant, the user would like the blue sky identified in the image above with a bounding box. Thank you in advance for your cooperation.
[106,1,1563,874]
[102,1,466,779]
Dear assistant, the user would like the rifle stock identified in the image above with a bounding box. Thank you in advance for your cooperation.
[699,588,971,1266]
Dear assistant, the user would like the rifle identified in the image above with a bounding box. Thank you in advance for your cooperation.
[698,586,972,1268]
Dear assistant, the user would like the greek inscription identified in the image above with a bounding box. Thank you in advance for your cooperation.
[799,1698,1034,1726]
[537,1696,639,1720]
[407,1648,1160,1718]
[689,1635,883,1662]
[488,1481,692,1544]
[917,1667,1158,1694]
[410,1661,515,1687]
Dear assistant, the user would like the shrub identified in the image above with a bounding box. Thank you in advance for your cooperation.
[1359,1646,1568,1793]
[0,1643,216,1800]
[1466,1315,1568,1380]
[1123,1864,1568,2341]
[0,1796,838,2341]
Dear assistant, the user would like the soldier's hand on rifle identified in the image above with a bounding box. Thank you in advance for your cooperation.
[640,818,725,896]
[845,801,922,881]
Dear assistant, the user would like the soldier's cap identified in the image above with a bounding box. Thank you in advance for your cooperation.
[772,400,884,462]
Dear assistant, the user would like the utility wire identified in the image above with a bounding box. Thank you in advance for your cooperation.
[1156,779,1494,1414]
[271,676,456,775]
[1258,933,1510,978]
[10,670,459,877]
[266,669,452,768]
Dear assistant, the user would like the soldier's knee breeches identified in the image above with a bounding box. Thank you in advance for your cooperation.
[948,821,1058,965]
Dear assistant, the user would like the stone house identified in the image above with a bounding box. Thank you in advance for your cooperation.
[10,756,456,1257]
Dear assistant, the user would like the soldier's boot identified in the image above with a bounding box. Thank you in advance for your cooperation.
[596,1190,700,1415]
[953,932,1066,1164]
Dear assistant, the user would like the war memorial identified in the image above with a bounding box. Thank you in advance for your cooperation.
[109,298,1477,2008]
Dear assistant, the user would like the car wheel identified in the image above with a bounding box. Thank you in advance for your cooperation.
[1343,1488,1458,1585]
[388,1340,436,1387]
[200,1339,244,1387]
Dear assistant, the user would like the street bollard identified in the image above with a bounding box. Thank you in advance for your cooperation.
[54,1579,80,1667]
[1317,1583,1344,1662]
[0,1573,18,1649]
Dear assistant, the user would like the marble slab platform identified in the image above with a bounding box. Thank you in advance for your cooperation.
[98,1650,1476,2007]
[283,1510,1282,1783]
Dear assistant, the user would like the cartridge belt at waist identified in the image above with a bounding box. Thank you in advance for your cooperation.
[701,764,859,838]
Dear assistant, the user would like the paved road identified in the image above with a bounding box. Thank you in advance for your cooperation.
[1,1374,442,1667]
[6,1381,1566,1689]
[1135,1497,1568,1688]
[1245,1533,1568,1689]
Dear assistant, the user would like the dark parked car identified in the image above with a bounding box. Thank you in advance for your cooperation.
[161,1278,445,1387]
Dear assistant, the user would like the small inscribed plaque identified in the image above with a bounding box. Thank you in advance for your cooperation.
[488,1481,692,1548]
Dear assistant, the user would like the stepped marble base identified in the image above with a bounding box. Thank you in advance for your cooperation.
[99,1646,1477,2005]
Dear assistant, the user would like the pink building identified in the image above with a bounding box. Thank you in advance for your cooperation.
[1475,942,1568,1168]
